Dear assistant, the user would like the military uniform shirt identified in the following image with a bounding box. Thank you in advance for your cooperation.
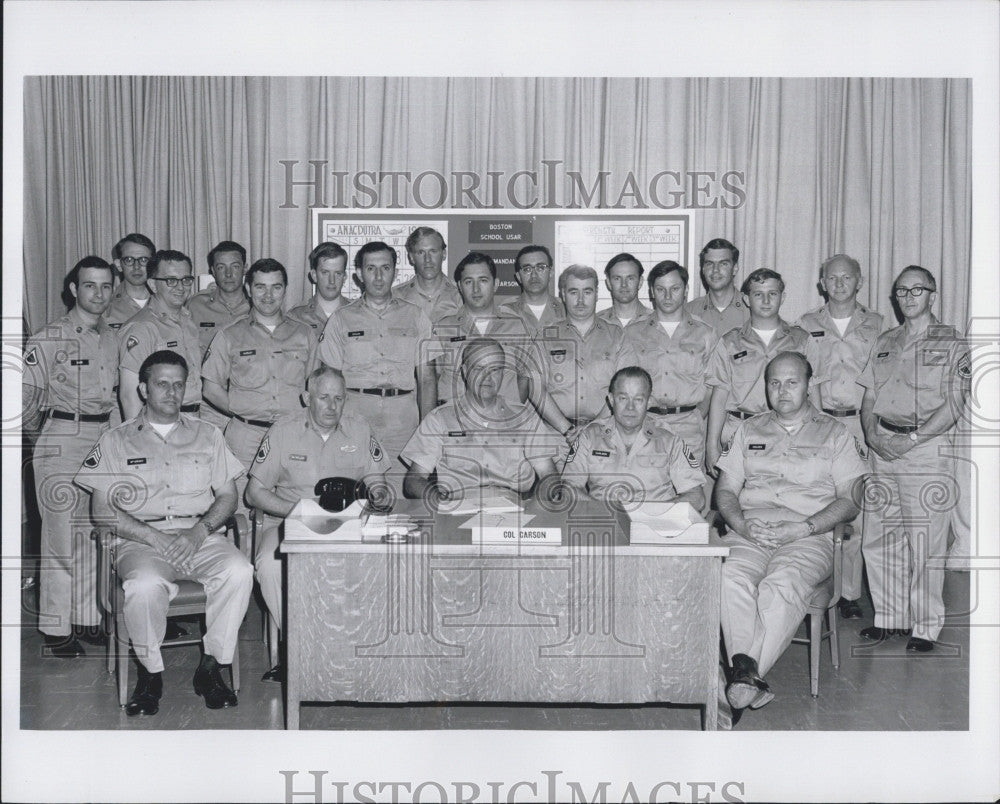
[104,286,147,331]
[23,307,119,415]
[857,318,971,427]
[499,294,566,336]
[201,311,316,421]
[597,301,652,328]
[249,410,385,503]
[117,295,204,406]
[706,319,811,414]
[287,295,347,333]
[715,406,868,517]
[685,293,750,339]
[185,286,251,355]
[619,313,717,407]
[317,296,432,389]
[563,416,704,503]
[395,275,462,324]
[74,411,244,521]
[797,304,883,411]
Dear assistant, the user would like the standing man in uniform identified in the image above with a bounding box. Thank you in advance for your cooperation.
[317,241,435,486]
[561,366,705,509]
[858,266,970,652]
[288,241,350,333]
[705,268,810,474]
[246,366,388,682]
[500,244,566,335]
[75,350,252,716]
[105,233,156,331]
[685,238,749,339]
[117,250,203,422]
[716,352,866,713]
[597,253,652,328]
[797,254,883,619]
[23,257,119,657]
[395,226,462,324]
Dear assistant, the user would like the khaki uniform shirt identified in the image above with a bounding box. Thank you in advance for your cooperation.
[596,302,653,328]
[706,319,811,414]
[23,307,119,415]
[317,296,432,390]
[74,411,244,521]
[185,286,251,355]
[620,313,717,407]
[201,311,316,421]
[117,295,203,406]
[686,293,750,339]
[562,416,705,502]
[394,275,463,325]
[248,410,385,503]
[104,286,147,331]
[287,295,347,333]
[715,406,868,518]
[857,317,971,427]
[499,295,566,336]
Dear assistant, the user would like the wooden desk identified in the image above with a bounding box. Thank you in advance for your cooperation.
[281,500,728,729]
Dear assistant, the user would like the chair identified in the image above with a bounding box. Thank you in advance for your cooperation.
[93,515,246,707]
[789,523,850,697]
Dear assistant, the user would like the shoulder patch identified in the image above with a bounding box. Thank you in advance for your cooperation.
[24,347,38,366]
[683,444,699,469]
[83,444,102,469]
[956,353,972,379]
[255,436,270,463]
[126,335,139,351]
[854,437,868,460]
[565,441,576,463]
[369,436,384,462]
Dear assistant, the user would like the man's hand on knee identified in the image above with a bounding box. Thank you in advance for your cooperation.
[158,531,198,571]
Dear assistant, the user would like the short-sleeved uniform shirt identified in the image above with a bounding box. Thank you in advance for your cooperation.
[185,286,251,355]
[619,313,718,407]
[706,319,811,414]
[117,295,203,406]
[104,286,147,331]
[394,275,463,325]
[532,318,625,422]
[73,411,244,521]
[287,295,347,333]
[400,396,560,494]
[857,318,971,428]
[715,406,868,518]
[562,416,705,503]
[248,410,385,503]
[685,293,750,339]
[499,295,566,336]
[797,304,883,411]
[429,307,532,404]
[597,302,653,328]
[201,311,316,421]
[23,307,119,415]
[317,296,432,390]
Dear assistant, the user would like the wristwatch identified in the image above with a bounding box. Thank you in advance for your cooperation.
[805,519,817,535]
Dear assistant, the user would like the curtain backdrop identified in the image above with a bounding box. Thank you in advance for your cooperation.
[23,77,970,332]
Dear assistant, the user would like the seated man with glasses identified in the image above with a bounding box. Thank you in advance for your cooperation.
[117,250,203,421]
[499,245,566,335]
[105,233,156,330]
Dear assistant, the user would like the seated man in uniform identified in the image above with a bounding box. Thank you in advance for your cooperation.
[560,366,705,509]
[74,350,252,717]
[715,351,866,715]
[246,365,388,682]
[401,338,560,506]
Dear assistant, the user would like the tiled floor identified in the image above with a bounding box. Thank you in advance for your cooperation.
[18,573,970,731]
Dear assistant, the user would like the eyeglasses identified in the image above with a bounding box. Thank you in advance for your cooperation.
[518,263,550,274]
[150,276,195,289]
[120,256,150,268]
[893,286,933,298]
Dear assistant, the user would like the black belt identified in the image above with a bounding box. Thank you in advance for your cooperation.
[347,387,412,397]
[180,403,201,413]
[823,407,860,417]
[878,417,919,434]
[727,409,756,420]
[233,413,274,429]
[50,410,111,423]
[649,404,698,416]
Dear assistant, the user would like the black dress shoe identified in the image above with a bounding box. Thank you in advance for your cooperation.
[906,637,934,653]
[125,668,162,716]
[837,598,863,620]
[261,664,284,683]
[73,624,108,647]
[725,653,769,710]
[43,635,85,658]
[859,626,906,641]
[193,656,238,709]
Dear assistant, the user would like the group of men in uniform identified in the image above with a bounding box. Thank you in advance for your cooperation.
[23,225,970,722]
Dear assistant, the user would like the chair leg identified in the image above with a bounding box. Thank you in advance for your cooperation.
[809,611,821,698]
[828,608,840,670]
[231,643,241,693]
[268,612,279,668]
[116,615,131,707]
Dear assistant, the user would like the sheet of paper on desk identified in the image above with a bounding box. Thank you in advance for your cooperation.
[360,513,419,541]
[448,490,522,515]
[627,501,709,544]
[283,498,365,541]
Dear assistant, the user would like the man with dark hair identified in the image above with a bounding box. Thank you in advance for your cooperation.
[395,226,461,323]
[500,244,566,335]
[705,268,810,473]
[686,238,749,338]
[288,241,350,332]
[75,349,252,716]
[715,351,866,714]
[23,257,118,657]
[246,365,388,682]
[597,253,651,327]
[858,265,970,652]
[105,233,156,330]
[117,249,203,422]
[186,240,251,355]
[797,254,883,619]
[560,366,705,508]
